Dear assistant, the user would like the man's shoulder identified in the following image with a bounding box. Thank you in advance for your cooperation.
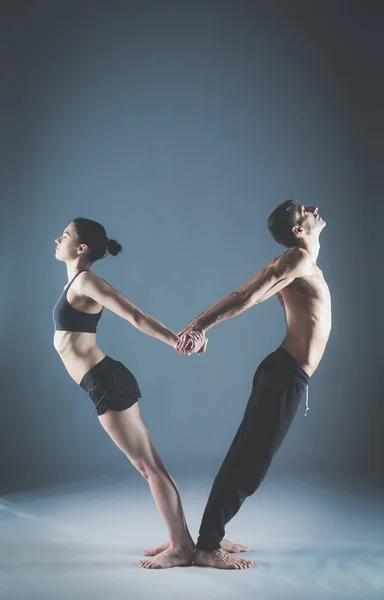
[275,248,312,276]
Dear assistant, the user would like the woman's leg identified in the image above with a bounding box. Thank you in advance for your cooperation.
[98,402,194,569]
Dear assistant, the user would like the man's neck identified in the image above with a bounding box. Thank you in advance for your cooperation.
[299,238,320,263]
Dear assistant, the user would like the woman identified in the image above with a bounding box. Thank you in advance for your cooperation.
[53,217,200,569]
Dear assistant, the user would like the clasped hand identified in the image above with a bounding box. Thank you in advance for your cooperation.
[176,325,208,355]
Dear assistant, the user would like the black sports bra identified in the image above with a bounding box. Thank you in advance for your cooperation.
[53,270,102,333]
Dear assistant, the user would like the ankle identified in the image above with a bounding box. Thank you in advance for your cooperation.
[169,540,195,553]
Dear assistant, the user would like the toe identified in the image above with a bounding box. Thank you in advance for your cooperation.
[239,560,247,568]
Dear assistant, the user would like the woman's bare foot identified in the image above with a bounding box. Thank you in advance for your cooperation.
[143,541,170,556]
[143,538,249,556]
[139,545,193,569]
[193,548,253,570]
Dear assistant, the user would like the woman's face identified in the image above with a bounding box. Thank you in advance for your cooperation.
[55,222,82,262]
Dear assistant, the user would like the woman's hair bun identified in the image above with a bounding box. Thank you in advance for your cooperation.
[106,238,122,256]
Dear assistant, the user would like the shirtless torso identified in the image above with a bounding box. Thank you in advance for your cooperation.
[275,257,331,376]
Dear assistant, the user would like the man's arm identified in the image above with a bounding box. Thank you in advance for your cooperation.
[78,272,178,348]
[178,248,311,353]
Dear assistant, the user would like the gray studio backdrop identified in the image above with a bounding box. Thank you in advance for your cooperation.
[2,0,382,494]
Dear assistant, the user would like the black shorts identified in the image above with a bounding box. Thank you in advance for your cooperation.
[79,356,141,416]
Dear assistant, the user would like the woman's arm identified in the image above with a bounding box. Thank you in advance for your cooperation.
[78,272,177,348]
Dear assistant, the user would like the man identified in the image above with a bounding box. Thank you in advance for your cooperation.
[177,200,331,569]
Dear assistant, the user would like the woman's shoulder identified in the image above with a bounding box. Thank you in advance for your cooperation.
[72,270,100,292]
[75,271,114,295]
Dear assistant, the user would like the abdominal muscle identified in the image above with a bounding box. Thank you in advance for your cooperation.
[53,331,106,384]
[281,328,329,377]
[276,269,332,377]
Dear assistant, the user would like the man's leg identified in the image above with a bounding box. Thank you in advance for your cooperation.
[196,417,253,552]
[194,354,308,568]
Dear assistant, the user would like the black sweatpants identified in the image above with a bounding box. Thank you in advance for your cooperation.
[196,346,310,551]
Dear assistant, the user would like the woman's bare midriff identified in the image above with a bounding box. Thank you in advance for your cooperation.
[53,331,106,384]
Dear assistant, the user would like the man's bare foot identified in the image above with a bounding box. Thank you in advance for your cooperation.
[143,538,249,556]
[220,539,250,553]
[139,545,193,569]
[193,548,253,570]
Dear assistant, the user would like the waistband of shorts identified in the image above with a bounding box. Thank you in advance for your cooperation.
[79,355,116,389]
[273,346,310,384]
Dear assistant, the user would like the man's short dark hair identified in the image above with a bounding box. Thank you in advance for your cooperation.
[267,200,301,247]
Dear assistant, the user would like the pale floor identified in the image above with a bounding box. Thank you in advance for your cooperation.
[1,469,383,600]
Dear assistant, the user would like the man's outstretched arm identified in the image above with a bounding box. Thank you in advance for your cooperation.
[178,248,311,354]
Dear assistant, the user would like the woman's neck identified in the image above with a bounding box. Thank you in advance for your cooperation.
[65,261,91,281]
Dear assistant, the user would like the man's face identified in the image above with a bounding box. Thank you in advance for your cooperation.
[294,203,326,235]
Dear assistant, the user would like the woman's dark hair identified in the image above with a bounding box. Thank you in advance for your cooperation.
[72,217,122,262]
[267,200,301,247]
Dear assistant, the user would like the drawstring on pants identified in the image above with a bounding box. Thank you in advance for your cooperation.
[304,386,309,416]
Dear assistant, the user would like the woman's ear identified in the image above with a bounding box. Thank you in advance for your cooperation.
[77,244,88,255]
